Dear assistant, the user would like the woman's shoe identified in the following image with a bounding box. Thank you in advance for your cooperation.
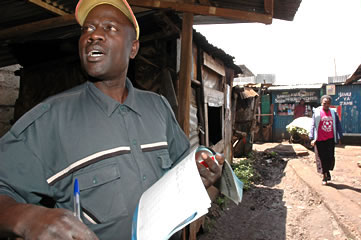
[326,171,331,181]
[322,173,328,185]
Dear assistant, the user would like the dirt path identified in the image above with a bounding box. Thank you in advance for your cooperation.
[198,143,361,240]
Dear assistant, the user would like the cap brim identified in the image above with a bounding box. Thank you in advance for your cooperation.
[75,0,139,40]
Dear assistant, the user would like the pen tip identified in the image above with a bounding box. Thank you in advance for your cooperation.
[74,178,79,195]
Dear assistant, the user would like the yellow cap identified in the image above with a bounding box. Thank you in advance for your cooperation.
[75,0,139,40]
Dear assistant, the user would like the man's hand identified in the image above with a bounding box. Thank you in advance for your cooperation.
[196,152,225,189]
[0,195,98,240]
[311,140,316,147]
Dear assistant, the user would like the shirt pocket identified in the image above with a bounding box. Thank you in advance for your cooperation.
[75,163,128,223]
[155,149,173,170]
[140,140,173,179]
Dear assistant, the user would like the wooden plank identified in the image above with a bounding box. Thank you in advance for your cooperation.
[28,0,69,15]
[177,12,193,137]
[204,102,209,147]
[0,14,76,41]
[264,0,274,16]
[250,88,262,143]
[224,68,234,163]
[203,52,225,76]
[196,48,206,146]
[198,0,211,5]
[128,0,273,24]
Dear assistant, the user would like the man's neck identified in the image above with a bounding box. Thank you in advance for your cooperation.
[94,79,128,103]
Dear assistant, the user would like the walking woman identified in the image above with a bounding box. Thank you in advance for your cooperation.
[309,95,343,185]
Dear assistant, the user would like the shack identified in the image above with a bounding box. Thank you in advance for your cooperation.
[268,84,323,141]
[0,0,303,160]
[232,84,260,157]
[326,67,361,144]
[0,1,303,238]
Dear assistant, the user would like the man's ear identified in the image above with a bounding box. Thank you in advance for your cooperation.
[130,40,139,59]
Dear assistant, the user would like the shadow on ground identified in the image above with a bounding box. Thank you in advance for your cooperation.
[198,150,289,240]
[326,183,361,193]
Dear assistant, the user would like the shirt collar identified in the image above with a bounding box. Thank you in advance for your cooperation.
[87,78,141,117]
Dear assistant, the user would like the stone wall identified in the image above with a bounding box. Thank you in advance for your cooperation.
[0,65,20,137]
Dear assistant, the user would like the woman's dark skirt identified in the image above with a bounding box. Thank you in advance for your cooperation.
[314,138,335,174]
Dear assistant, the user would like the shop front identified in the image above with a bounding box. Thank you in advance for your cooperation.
[268,84,323,141]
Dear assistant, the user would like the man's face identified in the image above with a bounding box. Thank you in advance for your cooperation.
[78,4,139,81]
[321,98,331,111]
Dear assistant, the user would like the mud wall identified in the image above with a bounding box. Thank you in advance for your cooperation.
[0,65,20,137]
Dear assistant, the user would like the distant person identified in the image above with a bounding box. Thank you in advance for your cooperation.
[294,99,306,119]
[309,95,343,185]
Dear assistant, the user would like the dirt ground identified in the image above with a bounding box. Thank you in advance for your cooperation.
[197,143,361,240]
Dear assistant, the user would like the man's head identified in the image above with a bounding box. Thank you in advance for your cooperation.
[320,95,332,111]
[76,0,139,82]
[76,0,139,40]
[299,99,305,105]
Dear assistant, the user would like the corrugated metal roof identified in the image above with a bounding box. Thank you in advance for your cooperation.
[256,74,275,84]
[345,64,361,85]
[233,85,259,99]
[193,30,242,73]
[328,75,349,84]
[0,0,302,68]
[268,84,324,90]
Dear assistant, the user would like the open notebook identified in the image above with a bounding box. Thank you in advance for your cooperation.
[131,148,243,240]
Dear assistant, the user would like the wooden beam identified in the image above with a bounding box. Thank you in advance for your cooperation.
[177,11,193,137]
[203,52,225,76]
[154,12,180,33]
[198,0,211,5]
[28,0,69,16]
[0,15,77,41]
[264,0,274,16]
[128,0,272,24]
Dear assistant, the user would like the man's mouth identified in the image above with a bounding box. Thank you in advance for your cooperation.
[88,50,104,57]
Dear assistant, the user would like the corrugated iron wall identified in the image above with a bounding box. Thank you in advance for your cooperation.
[271,88,320,141]
[331,84,361,135]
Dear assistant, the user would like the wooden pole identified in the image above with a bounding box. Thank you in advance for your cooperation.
[224,68,234,163]
[177,12,193,137]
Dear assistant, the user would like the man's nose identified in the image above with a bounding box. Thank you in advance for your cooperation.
[88,28,105,42]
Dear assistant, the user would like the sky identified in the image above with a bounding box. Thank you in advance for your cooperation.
[193,0,361,85]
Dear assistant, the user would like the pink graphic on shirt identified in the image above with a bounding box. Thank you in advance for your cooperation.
[317,109,334,141]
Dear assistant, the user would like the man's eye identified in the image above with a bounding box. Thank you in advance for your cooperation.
[81,26,95,33]
[105,25,117,32]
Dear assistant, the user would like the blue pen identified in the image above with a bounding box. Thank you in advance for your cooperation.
[73,178,82,221]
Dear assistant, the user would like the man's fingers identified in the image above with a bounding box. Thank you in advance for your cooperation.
[215,153,225,165]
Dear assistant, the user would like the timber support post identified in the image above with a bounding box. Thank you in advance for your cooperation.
[177,12,193,136]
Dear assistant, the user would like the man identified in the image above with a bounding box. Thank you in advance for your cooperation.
[293,99,306,119]
[309,95,342,185]
[0,0,223,239]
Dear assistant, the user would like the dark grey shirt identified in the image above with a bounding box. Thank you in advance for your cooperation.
[0,79,190,239]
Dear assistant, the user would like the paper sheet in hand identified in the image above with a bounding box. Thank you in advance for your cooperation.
[132,149,211,240]
[219,160,244,205]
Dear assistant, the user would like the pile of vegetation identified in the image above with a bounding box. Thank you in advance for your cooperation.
[231,152,261,190]
[286,125,309,136]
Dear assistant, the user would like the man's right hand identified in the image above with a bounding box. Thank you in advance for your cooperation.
[0,195,98,240]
